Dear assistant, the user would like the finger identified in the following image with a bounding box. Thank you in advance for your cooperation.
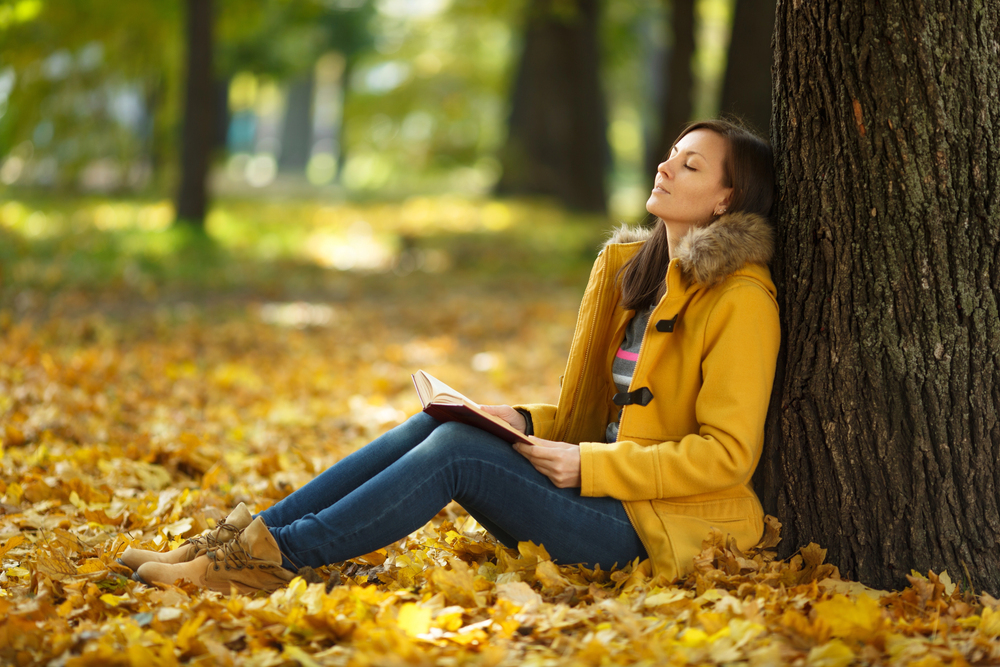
[527,437,568,449]
[516,447,554,474]
[521,445,560,463]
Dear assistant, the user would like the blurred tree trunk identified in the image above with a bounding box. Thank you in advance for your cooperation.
[176,0,215,228]
[334,60,352,184]
[279,77,314,172]
[496,0,608,214]
[761,0,1000,591]
[719,0,775,135]
[215,78,231,152]
[645,0,695,177]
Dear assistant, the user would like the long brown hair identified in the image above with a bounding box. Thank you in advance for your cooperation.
[617,118,774,311]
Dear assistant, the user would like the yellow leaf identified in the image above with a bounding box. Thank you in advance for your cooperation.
[36,550,78,579]
[980,607,1000,637]
[157,607,184,622]
[282,645,322,667]
[127,644,158,667]
[696,611,728,634]
[754,514,782,549]
[434,606,465,632]
[176,611,207,651]
[100,593,130,607]
[679,627,709,647]
[807,639,854,667]
[397,602,432,637]
[908,657,946,667]
[161,517,194,537]
[517,541,551,562]
[431,560,478,608]
[354,549,387,566]
[0,534,25,559]
[77,558,107,574]
[495,581,542,612]
[643,589,691,608]
[535,560,570,590]
[938,570,956,596]
[813,593,882,639]
[818,577,890,598]
[4,482,23,505]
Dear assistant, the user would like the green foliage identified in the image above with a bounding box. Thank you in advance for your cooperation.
[0,0,377,189]
[215,0,376,77]
[0,0,181,186]
[338,2,518,193]
[0,0,740,210]
[0,195,605,302]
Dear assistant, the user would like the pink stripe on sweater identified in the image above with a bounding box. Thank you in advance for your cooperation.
[616,348,639,362]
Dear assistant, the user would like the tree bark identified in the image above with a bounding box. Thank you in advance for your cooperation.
[175,0,215,228]
[763,0,1000,591]
[645,0,695,176]
[719,0,775,136]
[496,0,608,214]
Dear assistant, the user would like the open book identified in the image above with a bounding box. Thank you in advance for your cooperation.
[411,370,531,444]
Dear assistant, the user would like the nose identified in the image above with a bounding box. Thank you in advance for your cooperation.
[657,158,673,179]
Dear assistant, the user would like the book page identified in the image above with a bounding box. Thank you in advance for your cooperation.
[411,370,529,444]
[412,370,477,408]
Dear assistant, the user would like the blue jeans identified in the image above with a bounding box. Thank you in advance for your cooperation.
[258,413,647,570]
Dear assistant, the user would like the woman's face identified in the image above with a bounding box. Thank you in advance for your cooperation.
[646,129,733,228]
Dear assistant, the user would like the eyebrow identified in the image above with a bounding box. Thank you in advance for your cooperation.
[670,147,707,160]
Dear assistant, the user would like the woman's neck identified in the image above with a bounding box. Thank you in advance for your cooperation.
[664,221,695,259]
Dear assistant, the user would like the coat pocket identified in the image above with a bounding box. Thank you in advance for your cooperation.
[653,497,764,553]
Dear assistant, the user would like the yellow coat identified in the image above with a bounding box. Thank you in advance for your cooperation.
[519,213,780,580]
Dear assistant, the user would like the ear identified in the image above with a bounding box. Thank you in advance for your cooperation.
[714,188,734,216]
[719,187,733,208]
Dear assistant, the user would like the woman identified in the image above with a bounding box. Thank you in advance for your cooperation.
[120,119,780,594]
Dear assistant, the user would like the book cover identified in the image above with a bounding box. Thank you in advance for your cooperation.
[411,370,531,445]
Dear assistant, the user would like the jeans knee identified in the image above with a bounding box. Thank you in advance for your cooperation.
[413,421,493,466]
[399,411,439,432]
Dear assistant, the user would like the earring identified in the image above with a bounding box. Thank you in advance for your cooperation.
[715,206,727,216]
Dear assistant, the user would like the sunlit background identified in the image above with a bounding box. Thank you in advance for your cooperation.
[0,0,757,282]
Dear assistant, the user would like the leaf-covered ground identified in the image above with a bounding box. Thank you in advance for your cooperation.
[2,197,999,666]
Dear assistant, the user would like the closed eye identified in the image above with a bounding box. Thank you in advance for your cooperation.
[684,164,696,171]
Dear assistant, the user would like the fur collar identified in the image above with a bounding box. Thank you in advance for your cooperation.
[604,212,774,286]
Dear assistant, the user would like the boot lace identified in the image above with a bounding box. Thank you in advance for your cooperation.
[210,537,258,572]
[207,528,295,576]
[184,521,241,552]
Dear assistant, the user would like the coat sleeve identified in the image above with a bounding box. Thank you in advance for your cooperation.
[578,282,779,500]
[512,403,558,440]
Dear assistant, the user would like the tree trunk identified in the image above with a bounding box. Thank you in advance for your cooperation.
[279,76,313,172]
[762,0,1000,592]
[718,0,775,136]
[175,0,214,228]
[645,0,695,176]
[496,0,608,214]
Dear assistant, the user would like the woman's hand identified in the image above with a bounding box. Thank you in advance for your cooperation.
[514,437,581,488]
[481,405,527,434]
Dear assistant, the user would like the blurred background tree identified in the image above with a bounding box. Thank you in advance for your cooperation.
[644,0,694,178]
[0,0,771,222]
[494,0,608,213]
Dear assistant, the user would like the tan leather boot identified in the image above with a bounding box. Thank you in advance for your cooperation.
[135,516,295,594]
[118,502,253,571]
